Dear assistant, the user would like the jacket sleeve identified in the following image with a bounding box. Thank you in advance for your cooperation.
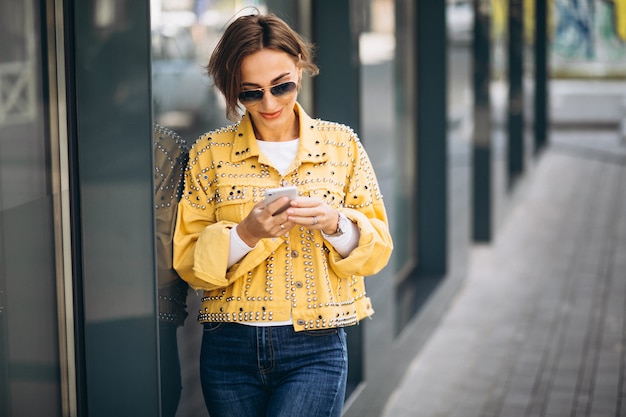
[173,202,229,291]
[326,136,393,277]
[173,204,284,291]
[172,143,284,291]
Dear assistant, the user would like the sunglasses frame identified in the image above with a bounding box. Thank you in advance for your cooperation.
[238,81,298,104]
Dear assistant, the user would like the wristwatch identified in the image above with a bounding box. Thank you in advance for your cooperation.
[323,212,349,237]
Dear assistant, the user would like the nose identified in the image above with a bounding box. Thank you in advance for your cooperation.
[259,88,279,108]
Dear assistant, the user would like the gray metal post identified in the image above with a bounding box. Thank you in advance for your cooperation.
[507,0,524,188]
[416,0,447,275]
[472,0,493,242]
[534,0,549,154]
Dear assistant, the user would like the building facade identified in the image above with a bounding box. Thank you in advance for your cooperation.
[0,0,571,416]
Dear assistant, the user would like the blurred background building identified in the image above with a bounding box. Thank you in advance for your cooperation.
[0,0,624,416]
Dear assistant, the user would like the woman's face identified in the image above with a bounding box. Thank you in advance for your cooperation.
[239,49,301,138]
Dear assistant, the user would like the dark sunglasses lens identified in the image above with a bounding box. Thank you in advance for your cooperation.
[239,90,264,103]
[239,82,297,103]
[270,82,296,97]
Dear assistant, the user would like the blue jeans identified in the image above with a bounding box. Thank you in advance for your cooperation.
[200,322,348,417]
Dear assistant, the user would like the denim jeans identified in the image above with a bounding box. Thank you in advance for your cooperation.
[200,322,348,417]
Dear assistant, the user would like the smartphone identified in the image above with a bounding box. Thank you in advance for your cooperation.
[264,186,297,215]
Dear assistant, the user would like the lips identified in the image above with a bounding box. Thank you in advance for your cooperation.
[260,109,282,119]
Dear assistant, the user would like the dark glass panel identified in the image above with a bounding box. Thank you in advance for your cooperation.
[0,1,63,416]
[73,1,159,415]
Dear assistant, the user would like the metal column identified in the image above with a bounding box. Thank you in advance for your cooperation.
[472,0,493,242]
[507,0,525,188]
[534,0,549,154]
[416,0,447,275]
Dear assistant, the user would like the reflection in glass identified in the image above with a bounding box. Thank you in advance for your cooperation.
[150,1,267,139]
[153,124,189,417]
[151,26,221,136]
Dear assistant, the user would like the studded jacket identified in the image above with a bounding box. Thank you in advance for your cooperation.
[173,103,393,331]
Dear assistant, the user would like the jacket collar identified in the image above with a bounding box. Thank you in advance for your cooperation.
[230,103,329,166]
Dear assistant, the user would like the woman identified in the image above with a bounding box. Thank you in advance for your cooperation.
[173,11,393,417]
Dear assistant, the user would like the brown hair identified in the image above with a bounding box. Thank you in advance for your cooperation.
[207,12,319,121]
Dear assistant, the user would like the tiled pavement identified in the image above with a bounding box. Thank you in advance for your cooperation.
[381,129,626,417]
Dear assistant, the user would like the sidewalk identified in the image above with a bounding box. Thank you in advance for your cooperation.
[381,128,626,417]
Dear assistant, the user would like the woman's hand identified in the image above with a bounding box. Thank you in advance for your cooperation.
[236,197,295,246]
[286,197,339,235]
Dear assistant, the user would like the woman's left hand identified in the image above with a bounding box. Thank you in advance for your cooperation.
[286,197,339,235]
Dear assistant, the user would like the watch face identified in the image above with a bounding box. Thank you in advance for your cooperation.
[324,213,348,237]
[336,214,348,235]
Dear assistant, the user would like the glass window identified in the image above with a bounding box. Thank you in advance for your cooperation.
[151,0,267,139]
[447,0,473,270]
[0,1,63,416]
[360,0,402,264]
[361,0,417,334]
[72,1,160,415]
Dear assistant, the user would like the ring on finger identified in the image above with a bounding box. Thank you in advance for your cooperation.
[312,216,318,225]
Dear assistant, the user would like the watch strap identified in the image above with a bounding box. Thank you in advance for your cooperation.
[323,212,347,238]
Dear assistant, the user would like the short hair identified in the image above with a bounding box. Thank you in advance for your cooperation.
[207,12,319,121]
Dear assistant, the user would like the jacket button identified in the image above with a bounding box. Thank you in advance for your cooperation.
[291,250,299,258]
[297,319,305,325]
[295,281,303,288]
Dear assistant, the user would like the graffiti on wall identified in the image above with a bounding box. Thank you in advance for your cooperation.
[551,0,626,63]
[491,0,626,76]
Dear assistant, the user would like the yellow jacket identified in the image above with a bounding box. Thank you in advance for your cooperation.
[173,103,393,331]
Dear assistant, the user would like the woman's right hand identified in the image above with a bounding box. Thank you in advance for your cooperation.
[235,197,295,247]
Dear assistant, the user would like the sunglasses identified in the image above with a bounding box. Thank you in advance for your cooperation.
[238,81,297,104]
